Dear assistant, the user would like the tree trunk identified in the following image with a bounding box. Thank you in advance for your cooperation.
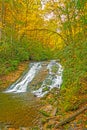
[0,0,5,41]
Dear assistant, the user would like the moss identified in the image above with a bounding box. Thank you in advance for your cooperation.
[42,86,49,92]
[51,65,59,73]
[45,79,52,86]
[39,110,50,117]
[32,126,39,130]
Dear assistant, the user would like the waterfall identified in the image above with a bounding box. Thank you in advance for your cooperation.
[32,60,63,97]
[5,60,63,97]
[5,62,42,93]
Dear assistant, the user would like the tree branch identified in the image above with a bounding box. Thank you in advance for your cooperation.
[55,106,87,128]
[27,28,68,45]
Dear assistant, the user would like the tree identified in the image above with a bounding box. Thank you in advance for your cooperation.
[0,0,5,41]
[40,0,87,45]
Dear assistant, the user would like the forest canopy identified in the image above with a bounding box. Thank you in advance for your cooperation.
[0,0,87,75]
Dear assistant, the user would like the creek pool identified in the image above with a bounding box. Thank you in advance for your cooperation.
[0,92,41,129]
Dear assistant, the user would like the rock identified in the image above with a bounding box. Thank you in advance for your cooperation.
[51,107,58,116]
[41,105,53,113]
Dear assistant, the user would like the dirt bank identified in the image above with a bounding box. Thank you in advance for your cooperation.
[0,61,29,91]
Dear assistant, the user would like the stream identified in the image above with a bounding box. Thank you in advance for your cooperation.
[0,60,63,129]
[0,92,41,129]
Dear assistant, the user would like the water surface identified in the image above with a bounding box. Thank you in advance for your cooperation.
[0,92,41,129]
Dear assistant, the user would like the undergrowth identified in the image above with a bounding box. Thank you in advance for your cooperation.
[0,39,54,75]
[58,39,87,111]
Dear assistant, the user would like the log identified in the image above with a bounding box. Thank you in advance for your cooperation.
[55,105,87,128]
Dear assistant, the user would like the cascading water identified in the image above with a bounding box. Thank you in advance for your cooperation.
[32,60,63,97]
[5,62,42,93]
[5,60,63,97]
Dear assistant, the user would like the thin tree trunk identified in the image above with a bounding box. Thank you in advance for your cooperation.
[0,0,5,41]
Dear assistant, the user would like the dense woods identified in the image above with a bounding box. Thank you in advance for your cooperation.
[0,0,87,128]
[0,0,87,74]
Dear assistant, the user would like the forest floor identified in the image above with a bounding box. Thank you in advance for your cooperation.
[0,61,87,130]
[41,90,87,130]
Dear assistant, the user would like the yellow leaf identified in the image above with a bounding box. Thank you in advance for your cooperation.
[85,125,87,128]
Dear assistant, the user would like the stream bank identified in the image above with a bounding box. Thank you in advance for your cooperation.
[0,61,29,91]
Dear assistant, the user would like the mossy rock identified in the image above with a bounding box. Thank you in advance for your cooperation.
[51,65,59,73]
[42,86,49,92]
[44,79,52,85]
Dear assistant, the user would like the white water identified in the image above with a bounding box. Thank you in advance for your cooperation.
[33,60,63,97]
[5,62,42,93]
[5,60,63,97]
